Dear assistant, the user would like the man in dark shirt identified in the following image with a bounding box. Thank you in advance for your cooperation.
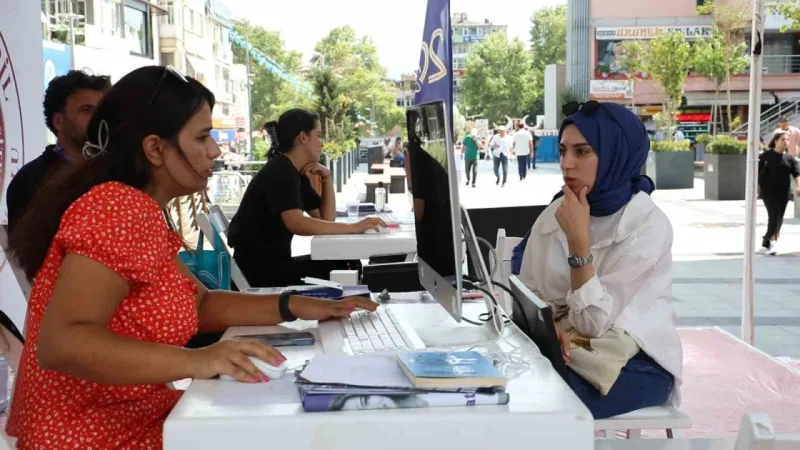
[6,70,110,233]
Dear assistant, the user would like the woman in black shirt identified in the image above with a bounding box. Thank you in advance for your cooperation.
[758,130,800,254]
[228,109,385,287]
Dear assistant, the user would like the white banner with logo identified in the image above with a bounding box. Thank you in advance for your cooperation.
[596,26,714,41]
[589,79,634,100]
[1,1,46,331]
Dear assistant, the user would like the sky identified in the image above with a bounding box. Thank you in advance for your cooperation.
[223,0,566,78]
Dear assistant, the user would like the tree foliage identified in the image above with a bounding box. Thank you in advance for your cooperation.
[232,21,311,127]
[692,29,748,134]
[313,26,401,136]
[461,33,537,124]
[528,4,567,117]
[696,0,750,130]
[644,31,693,140]
[768,1,800,31]
[615,40,648,106]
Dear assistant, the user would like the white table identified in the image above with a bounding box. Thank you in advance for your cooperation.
[164,303,594,450]
[310,214,417,260]
[595,438,735,450]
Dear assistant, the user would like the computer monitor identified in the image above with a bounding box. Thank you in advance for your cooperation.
[508,275,568,381]
[406,101,463,322]
[406,100,501,334]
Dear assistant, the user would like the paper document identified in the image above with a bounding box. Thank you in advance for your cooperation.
[299,355,414,389]
[212,377,301,406]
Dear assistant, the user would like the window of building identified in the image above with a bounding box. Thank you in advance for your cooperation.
[477,27,484,36]
[161,52,175,67]
[123,1,150,57]
[469,27,477,36]
[160,1,175,25]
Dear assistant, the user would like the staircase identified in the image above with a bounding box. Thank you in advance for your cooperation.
[731,96,800,139]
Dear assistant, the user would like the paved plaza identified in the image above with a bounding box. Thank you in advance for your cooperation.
[318,159,800,359]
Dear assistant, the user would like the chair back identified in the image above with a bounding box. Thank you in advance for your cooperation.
[209,205,229,235]
[734,411,800,450]
[195,212,250,290]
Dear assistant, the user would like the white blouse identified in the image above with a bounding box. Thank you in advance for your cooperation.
[518,192,683,405]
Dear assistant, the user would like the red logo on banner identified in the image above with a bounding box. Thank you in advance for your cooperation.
[0,30,25,273]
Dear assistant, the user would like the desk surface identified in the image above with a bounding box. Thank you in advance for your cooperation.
[310,213,417,260]
[595,438,735,450]
[164,303,594,450]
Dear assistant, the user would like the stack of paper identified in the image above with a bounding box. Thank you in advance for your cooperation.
[295,354,509,412]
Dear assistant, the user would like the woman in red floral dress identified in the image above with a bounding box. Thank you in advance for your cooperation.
[6,66,376,449]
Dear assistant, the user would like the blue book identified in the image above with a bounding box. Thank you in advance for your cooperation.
[396,351,507,389]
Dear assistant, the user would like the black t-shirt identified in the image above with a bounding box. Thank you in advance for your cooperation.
[227,154,321,261]
[759,150,799,200]
[6,146,66,234]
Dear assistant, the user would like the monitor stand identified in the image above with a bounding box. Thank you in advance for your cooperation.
[414,297,505,348]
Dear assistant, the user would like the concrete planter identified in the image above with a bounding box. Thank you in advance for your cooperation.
[704,153,746,200]
[334,159,343,193]
[646,151,694,190]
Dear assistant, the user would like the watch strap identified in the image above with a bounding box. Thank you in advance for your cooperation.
[568,253,594,268]
[279,290,299,322]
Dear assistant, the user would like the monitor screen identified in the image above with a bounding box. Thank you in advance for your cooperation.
[406,100,462,321]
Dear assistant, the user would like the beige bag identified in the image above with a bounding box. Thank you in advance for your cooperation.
[555,315,640,396]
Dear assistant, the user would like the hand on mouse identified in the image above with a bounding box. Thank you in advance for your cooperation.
[349,217,387,234]
[188,339,285,383]
[289,295,379,321]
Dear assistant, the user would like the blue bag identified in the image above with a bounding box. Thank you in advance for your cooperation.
[179,227,231,290]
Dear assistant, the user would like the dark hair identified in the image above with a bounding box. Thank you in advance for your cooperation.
[10,65,215,279]
[264,109,319,159]
[43,70,111,134]
[517,123,524,130]
[769,130,789,149]
[779,117,789,123]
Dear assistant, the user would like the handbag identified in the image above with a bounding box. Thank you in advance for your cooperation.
[179,228,231,291]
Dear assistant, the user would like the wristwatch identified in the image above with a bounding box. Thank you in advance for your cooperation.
[567,253,594,268]
[279,290,299,322]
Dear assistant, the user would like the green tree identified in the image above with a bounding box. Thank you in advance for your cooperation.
[615,40,648,107]
[768,1,800,32]
[462,33,537,124]
[528,4,567,117]
[232,21,311,127]
[644,31,693,140]
[697,1,750,129]
[313,26,397,136]
[692,30,748,134]
[311,67,350,138]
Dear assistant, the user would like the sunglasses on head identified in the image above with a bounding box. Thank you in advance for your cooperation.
[149,65,189,111]
[562,100,627,138]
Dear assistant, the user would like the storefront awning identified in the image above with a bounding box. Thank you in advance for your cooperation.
[684,91,775,107]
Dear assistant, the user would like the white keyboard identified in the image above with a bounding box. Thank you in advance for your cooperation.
[340,309,416,354]
[372,213,399,225]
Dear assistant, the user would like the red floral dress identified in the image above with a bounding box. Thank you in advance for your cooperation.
[7,182,199,449]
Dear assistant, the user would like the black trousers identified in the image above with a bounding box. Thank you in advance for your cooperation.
[517,155,529,180]
[465,159,478,184]
[762,192,788,247]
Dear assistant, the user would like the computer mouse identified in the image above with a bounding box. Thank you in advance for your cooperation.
[220,357,288,382]
[364,227,389,234]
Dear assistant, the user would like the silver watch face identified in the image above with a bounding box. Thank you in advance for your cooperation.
[568,253,593,268]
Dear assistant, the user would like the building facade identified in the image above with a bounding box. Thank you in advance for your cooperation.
[451,12,507,106]
[390,73,417,108]
[158,0,245,148]
[42,0,162,82]
[568,0,800,139]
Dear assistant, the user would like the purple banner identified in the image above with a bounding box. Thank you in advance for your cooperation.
[414,0,453,134]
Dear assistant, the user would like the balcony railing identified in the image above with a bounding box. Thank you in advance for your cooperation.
[761,55,800,75]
